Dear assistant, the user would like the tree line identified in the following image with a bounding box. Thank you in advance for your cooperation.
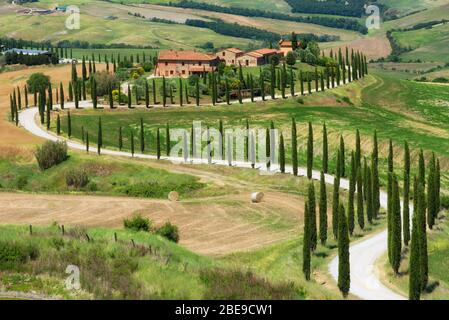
[166,0,368,34]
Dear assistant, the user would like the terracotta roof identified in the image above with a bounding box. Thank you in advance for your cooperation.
[158,50,218,61]
[279,40,293,47]
[252,48,279,56]
[224,48,243,54]
[244,51,263,58]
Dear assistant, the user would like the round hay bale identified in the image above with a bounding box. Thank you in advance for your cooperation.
[251,192,264,203]
[168,191,179,202]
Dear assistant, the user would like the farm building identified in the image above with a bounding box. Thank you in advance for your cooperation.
[236,48,283,67]
[216,48,244,66]
[155,50,220,78]
[278,39,294,56]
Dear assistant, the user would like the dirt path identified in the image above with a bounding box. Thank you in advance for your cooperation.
[0,191,303,256]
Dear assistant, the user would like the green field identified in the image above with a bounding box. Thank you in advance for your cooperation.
[392,23,449,63]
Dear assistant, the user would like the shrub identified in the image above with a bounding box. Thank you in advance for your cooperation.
[123,215,152,232]
[35,141,68,170]
[0,241,39,270]
[156,222,179,243]
[65,169,89,189]
[16,175,28,189]
[26,72,50,93]
[440,195,449,210]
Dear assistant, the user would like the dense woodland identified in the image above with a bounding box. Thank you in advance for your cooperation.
[285,0,368,17]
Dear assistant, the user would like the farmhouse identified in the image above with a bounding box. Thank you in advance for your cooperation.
[236,48,283,67]
[155,50,220,78]
[278,39,294,56]
[216,48,243,66]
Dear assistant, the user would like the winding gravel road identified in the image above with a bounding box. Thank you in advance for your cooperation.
[18,104,406,300]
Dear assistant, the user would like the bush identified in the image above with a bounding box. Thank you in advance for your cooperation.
[66,169,89,189]
[156,222,180,243]
[123,215,152,232]
[26,72,50,93]
[0,241,39,270]
[440,195,449,210]
[35,141,68,170]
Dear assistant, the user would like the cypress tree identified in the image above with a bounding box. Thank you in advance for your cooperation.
[355,129,361,171]
[427,152,436,229]
[245,119,249,162]
[372,131,380,218]
[68,82,73,102]
[140,118,145,154]
[403,141,411,246]
[218,119,224,160]
[145,80,150,108]
[259,68,266,101]
[435,158,441,216]
[225,79,230,105]
[92,78,97,109]
[299,70,304,96]
[46,99,51,130]
[24,85,28,108]
[265,127,270,170]
[97,117,102,155]
[290,67,295,97]
[270,63,276,100]
[320,71,325,92]
[162,77,167,107]
[130,132,135,157]
[86,131,89,153]
[196,77,200,106]
[409,201,421,300]
[279,133,285,173]
[118,127,123,151]
[56,114,61,135]
[332,174,340,240]
[366,164,373,224]
[250,74,255,102]
[238,81,243,104]
[337,203,350,298]
[322,123,328,173]
[128,84,132,108]
[156,128,161,160]
[166,123,170,156]
[280,64,286,99]
[348,151,356,236]
[308,182,317,252]
[291,118,298,176]
[307,122,313,179]
[391,174,402,274]
[319,171,327,245]
[357,166,364,230]
[417,181,428,291]
[303,201,311,281]
[67,110,72,138]
[418,148,426,199]
[17,87,22,110]
[307,73,312,94]
[339,135,345,177]
[153,79,158,105]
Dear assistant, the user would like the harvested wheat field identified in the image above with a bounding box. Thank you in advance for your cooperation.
[0,191,306,256]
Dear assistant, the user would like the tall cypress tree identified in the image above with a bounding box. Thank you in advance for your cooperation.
[279,133,285,173]
[97,116,102,155]
[319,171,327,245]
[391,174,402,274]
[67,110,72,138]
[56,114,61,135]
[417,181,428,291]
[86,131,89,153]
[309,182,317,252]
[339,135,345,177]
[270,63,276,99]
[162,77,167,107]
[140,118,145,154]
[337,203,350,298]
[435,158,441,217]
[409,198,421,300]
[418,149,425,187]
[156,128,161,159]
[403,141,411,246]
[372,131,380,218]
[356,166,364,230]
[322,123,328,173]
[366,164,374,224]
[145,80,150,108]
[307,122,313,179]
[332,174,340,240]
[291,118,298,176]
[355,129,361,171]
[130,132,135,157]
[427,152,436,229]
[303,201,311,281]
[299,70,304,96]
[166,123,170,156]
[348,151,356,235]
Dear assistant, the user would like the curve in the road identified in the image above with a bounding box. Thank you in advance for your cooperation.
[18,103,406,300]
